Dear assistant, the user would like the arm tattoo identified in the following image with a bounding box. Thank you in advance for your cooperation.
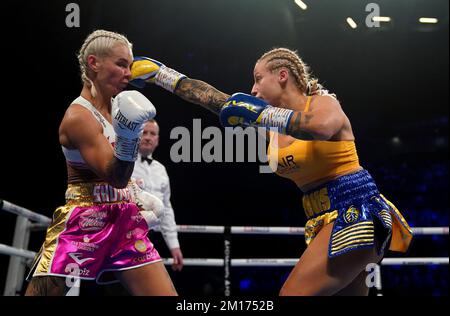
[174,78,230,115]
[106,158,134,188]
[287,112,315,140]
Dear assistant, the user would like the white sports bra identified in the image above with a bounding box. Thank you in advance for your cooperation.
[62,96,115,167]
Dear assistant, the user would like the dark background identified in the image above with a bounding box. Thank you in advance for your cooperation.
[0,0,448,296]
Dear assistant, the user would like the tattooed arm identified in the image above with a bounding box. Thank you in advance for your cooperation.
[174,78,230,115]
[286,111,315,140]
[173,80,344,141]
[130,58,230,115]
[287,95,346,141]
[131,59,345,141]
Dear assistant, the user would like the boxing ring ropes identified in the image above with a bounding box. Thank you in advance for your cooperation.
[1,199,448,296]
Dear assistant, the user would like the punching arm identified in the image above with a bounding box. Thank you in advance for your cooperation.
[174,78,230,115]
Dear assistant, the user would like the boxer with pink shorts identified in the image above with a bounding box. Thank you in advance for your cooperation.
[25,30,177,296]
[28,182,162,284]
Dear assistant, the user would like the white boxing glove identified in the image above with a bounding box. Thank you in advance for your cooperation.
[138,191,165,229]
[129,179,164,228]
[112,90,156,161]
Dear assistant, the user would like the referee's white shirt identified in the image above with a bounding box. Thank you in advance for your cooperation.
[132,153,180,250]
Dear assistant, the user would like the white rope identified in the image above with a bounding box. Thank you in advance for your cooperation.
[174,225,447,236]
[411,227,449,235]
[381,257,449,265]
[162,257,449,267]
[0,200,51,225]
[231,226,305,235]
[163,258,224,267]
[173,225,226,234]
[232,259,296,267]
[0,242,447,267]
[0,243,36,260]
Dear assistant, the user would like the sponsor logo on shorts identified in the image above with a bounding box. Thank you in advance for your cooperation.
[132,251,156,264]
[344,206,360,223]
[134,240,147,253]
[79,209,108,231]
[78,267,91,277]
[70,236,99,252]
[68,252,95,265]
[126,228,146,240]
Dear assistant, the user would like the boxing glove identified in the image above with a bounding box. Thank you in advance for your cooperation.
[130,56,186,93]
[112,90,156,161]
[220,93,294,134]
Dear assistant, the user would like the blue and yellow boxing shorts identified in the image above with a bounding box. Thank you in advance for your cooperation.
[302,169,413,258]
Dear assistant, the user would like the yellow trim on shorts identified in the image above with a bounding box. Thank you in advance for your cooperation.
[34,205,77,275]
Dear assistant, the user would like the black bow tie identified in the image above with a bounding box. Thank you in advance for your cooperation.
[141,156,153,165]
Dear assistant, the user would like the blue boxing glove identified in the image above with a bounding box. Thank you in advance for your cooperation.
[130,56,186,93]
[220,93,268,127]
[219,93,294,134]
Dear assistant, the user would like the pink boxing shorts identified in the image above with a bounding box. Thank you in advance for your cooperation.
[27,182,162,284]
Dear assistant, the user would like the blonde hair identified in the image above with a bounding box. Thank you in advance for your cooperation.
[258,48,335,98]
[77,29,132,97]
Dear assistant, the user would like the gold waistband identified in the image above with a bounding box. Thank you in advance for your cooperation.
[302,187,331,218]
[65,182,134,204]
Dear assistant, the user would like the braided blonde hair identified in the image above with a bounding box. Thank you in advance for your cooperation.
[77,29,132,97]
[258,48,335,98]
